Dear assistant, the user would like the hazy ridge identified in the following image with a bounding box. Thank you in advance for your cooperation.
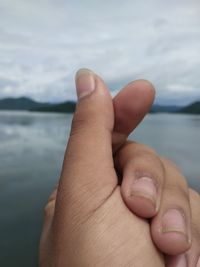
[0,97,200,114]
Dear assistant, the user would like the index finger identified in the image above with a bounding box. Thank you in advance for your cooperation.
[112,79,155,153]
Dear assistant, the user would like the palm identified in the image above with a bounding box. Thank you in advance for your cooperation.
[77,187,164,266]
[40,185,164,267]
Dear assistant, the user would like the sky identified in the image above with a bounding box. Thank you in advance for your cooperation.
[0,0,200,105]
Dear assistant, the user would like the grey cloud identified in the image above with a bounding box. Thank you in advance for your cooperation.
[0,0,199,104]
[0,78,19,88]
[153,18,168,30]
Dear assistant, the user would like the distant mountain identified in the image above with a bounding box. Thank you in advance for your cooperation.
[0,97,76,113]
[0,97,50,110]
[178,101,200,114]
[151,105,180,113]
[0,97,199,114]
[32,101,76,113]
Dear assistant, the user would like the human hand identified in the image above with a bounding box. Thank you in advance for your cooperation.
[115,140,200,266]
[39,69,164,266]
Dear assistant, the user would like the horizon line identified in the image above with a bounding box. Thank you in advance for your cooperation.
[0,95,200,107]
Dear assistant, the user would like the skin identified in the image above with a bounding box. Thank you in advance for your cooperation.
[39,69,200,266]
[115,142,200,266]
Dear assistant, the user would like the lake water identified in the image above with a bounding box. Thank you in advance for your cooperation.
[0,111,199,267]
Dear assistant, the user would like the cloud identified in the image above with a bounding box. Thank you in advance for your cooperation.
[0,0,199,104]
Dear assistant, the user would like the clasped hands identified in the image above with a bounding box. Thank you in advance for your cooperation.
[39,69,200,267]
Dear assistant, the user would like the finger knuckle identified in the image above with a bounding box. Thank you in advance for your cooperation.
[133,149,163,172]
[161,157,188,188]
[160,157,177,168]
[71,110,87,133]
[124,141,157,156]
[70,113,94,137]
[136,143,157,155]
[179,175,188,191]
[165,182,189,201]
[126,152,165,184]
[189,188,200,201]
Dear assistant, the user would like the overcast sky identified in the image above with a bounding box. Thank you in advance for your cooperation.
[0,0,200,105]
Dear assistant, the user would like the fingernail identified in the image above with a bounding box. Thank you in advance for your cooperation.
[197,256,200,267]
[75,68,96,100]
[130,177,157,207]
[166,254,187,267]
[162,209,187,237]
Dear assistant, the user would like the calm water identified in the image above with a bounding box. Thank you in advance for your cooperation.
[0,111,199,267]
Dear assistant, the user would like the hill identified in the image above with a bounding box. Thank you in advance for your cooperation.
[151,105,180,113]
[0,97,49,110]
[0,97,76,113]
[32,101,76,113]
[178,101,200,114]
[0,97,199,114]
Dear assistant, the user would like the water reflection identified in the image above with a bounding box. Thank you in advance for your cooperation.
[131,113,200,191]
[0,111,199,267]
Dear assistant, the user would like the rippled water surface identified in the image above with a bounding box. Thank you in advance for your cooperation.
[0,111,199,267]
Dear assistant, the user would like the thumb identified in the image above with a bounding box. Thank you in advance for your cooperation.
[56,69,118,218]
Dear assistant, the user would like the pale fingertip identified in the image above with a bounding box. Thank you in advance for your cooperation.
[162,209,187,234]
[125,195,157,218]
[75,68,96,100]
[151,227,191,255]
[161,208,192,248]
[129,176,158,215]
